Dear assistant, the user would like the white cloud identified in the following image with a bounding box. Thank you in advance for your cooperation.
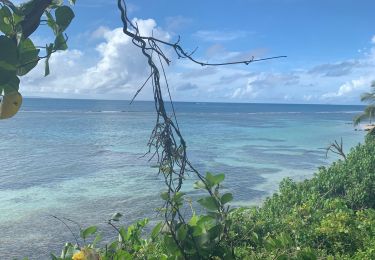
[321,77,370,99]
[18,17,375,105]
[21,18,170,99]
[194,30,250,42]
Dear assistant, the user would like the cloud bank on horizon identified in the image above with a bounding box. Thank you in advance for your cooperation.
[20,2,375,105]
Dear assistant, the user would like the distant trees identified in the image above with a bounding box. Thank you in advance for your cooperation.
[354,81,375,126]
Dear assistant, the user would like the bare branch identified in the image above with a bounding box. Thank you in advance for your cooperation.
[325,138,347,161]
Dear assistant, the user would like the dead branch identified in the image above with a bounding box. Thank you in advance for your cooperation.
[326,138,347,161]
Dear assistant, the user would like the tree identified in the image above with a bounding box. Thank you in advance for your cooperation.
[354,81,375,126]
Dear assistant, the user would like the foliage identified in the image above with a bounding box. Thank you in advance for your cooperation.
[0,0,75,118]
[5,1,374,260]
[354,81,375,126]
[229,133,375,259]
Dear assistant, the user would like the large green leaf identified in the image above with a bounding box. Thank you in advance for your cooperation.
[197,196,219,211]
[0,35,17,68]
[177,224,188,241]
[206,172,225,186]
[54,33,67,50]
[55,6,74,33]
[221,193,233,205]
[0,74,19,94]
[0,6,13,35]
[0,36,17,84]
[151,222,162,240]
[80,226,97,240]
[17,38,40,76]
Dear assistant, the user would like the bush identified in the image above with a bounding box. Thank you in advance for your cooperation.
[229,134,375,259]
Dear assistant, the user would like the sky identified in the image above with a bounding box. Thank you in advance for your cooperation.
[18,0,375,104]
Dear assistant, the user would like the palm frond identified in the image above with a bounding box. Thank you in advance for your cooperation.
[353,113,368,126]
[360,92,375,103]
[364,105,375,114]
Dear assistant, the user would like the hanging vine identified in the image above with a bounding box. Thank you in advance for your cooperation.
[117,0,286,258]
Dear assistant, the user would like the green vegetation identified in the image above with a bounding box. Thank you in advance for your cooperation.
[354,81,375,126]
[3,1,374,260]
[0,0,75,119]
[39,132,374,260]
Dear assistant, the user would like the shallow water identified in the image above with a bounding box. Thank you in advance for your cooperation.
[0,99,365,259]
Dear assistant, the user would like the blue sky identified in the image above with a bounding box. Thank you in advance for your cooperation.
[20,0,375,104]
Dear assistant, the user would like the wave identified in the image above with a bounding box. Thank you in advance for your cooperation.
[247,112,302,115]
[20,110,131,114]
[19,110,363,115]
[315,111,362,114]
[20,110,78,113]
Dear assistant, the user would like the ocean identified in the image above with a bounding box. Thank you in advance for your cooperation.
[0,98,366,259]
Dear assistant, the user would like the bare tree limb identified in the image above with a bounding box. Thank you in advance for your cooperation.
[326,138,347,161]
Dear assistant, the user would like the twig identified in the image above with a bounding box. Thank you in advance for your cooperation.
[50,215,81,247]
[325,137,346,160]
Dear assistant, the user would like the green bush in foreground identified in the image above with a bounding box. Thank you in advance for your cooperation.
[230,133,375,259]
[20,134,375,260]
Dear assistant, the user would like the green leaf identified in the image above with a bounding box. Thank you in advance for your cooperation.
[197,196,219,211]
[0,6,13,35]
[189,214,199,226]
[207,224,222,239]
[0,36,17,85]
[151,222,162,240]
[55,6,74,33]
[45,10,58,35]
[0,74,19,94]
[164,235,180,255]
[92,233,102,247]
[177,224,188,241]
[54,33,67,51]
[119,226,127,242]
[12,12,24,26]
[173,192,185,203]
[193,180,206,190]
[114,250,132,259]
[80,226,97,240]
[17,38,40,76]
[110,212,123,222]
[160,191,169,200]
[0,35,17,69]
[206,172,225,185]
[44,57,50,76]
[44,43,54,76]
[221,193,233,205]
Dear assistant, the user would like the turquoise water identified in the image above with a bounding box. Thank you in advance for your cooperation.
[0,99,365,259]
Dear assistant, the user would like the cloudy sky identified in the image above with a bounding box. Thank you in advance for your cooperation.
[20,0,375,104]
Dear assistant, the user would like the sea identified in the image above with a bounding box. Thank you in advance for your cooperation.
[0,98,366,259]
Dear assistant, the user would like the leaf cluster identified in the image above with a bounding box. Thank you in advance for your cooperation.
[0,0,75,118]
